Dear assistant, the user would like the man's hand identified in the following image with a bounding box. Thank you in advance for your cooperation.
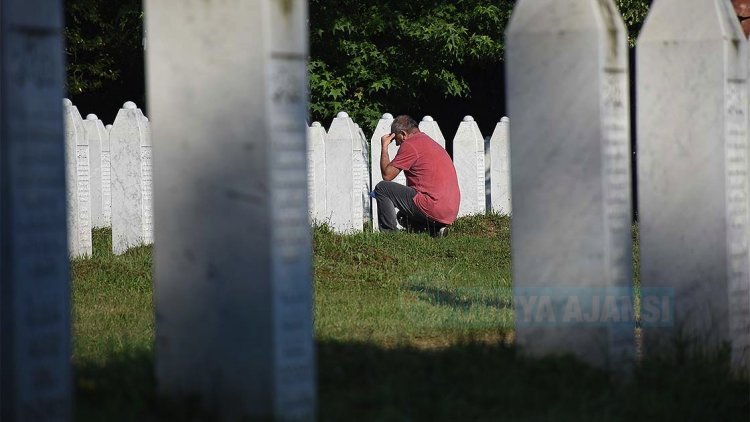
[380,133,401,181]
[381,133,395,147]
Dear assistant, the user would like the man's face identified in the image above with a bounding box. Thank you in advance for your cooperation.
[394,130,406,146]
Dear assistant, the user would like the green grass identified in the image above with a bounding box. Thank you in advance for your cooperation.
[72,216,749,421]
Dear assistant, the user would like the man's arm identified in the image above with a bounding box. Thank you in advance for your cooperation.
[380,133,401,181]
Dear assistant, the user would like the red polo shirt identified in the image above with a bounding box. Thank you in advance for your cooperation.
[390,132,460,225]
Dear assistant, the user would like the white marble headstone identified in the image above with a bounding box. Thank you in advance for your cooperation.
[83,113,111,228]
[369,113,408,230]
[637,0,750,368]
[489,117,511,215]
[63,99,93,258]
[145,0,316,419]
[418,115,447,150]
[453,116,486,217]
[110,101,154,254]
[307,122,327,223]
[506,0,634,368]
[0,1,72,419]
[325,112,363,233]
[354,123,372,224]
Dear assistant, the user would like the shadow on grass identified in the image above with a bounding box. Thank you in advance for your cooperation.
[407,285,511,312]
[75,340,749,421]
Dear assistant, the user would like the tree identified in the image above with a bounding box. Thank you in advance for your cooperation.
[65,0,143,95]
[616,0,651,45]
[310,0,652,128]
[62,0,652,126]
[309,0,515,127]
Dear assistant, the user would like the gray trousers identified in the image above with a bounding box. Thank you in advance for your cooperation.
[373,181,445,234]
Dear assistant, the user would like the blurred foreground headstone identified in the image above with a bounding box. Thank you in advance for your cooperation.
[145,0,316,419]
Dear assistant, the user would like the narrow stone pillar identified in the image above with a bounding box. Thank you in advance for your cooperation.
[110,101,153,254]
[63,99,92,257]
[453,116,486,217]
[506,0,634,368]
[354,123,371,225]
[83,113,110,228]
[489,117,511,215]
[0,0,72,419]
[145,0,315,419]
[418,115,447,150]
[638,0,750,368]
[307,121,327,223]
[370,113,409,230]
[325,112,363,233]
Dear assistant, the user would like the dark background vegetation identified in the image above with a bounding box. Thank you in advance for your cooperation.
[64,0,650,136]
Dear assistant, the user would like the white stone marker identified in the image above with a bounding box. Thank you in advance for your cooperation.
[83,113,111,228]
[506,0,634,368]
[63,99,93,258]
[370,113,407,230]
[418,115,447,150]
[110,101,153,254]
[355,123,372,225]
[325,112,363,233]
[453,116,486,217]
[638,0,750,368]
[0,0,72,419]
[307,122,327,223]
[489,117,511,215]
[145,0,315,419]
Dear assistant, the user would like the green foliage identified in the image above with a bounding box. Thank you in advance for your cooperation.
[63,0,652,126]
[65,0,142,95]
[309,0,514,128]
[615,0,652,45]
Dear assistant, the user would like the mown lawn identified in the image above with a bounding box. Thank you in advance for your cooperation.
[72,216,749,421]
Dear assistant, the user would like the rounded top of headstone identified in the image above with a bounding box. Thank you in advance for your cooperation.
[336,111,349,118]
[123,101,137,109]
[500,116,510,123]
[312,122,322,127]
[382,113,394,119]
[105,124,113,130]
[422,115,434,122]
[63,98,72,107]
[462,115,475,122]
[86,113,98,121]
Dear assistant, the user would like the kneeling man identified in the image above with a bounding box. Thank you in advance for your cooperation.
[374,115,460,235]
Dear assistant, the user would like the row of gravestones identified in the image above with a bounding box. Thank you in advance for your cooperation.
[509,0,750,371]
[307,112,511,233]
[3,0,750,421]
[64,99,153,258]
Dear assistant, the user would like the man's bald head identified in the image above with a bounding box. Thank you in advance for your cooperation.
[391,115,419,135]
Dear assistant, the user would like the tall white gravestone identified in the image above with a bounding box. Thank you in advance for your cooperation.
[370,113,408,230]
[637,0,750,368]
[325,112,363,233]
[145,0,316,419]
[355,123,371,225]
[453,116,486,217]
[83,113,111,228]
[63,99,93,258]
[489,117,511,215]
[307,121,327,223]
[506,0,634,368]
[110,101,153,255]
[0,0,72,419]
[418,115,447,150]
